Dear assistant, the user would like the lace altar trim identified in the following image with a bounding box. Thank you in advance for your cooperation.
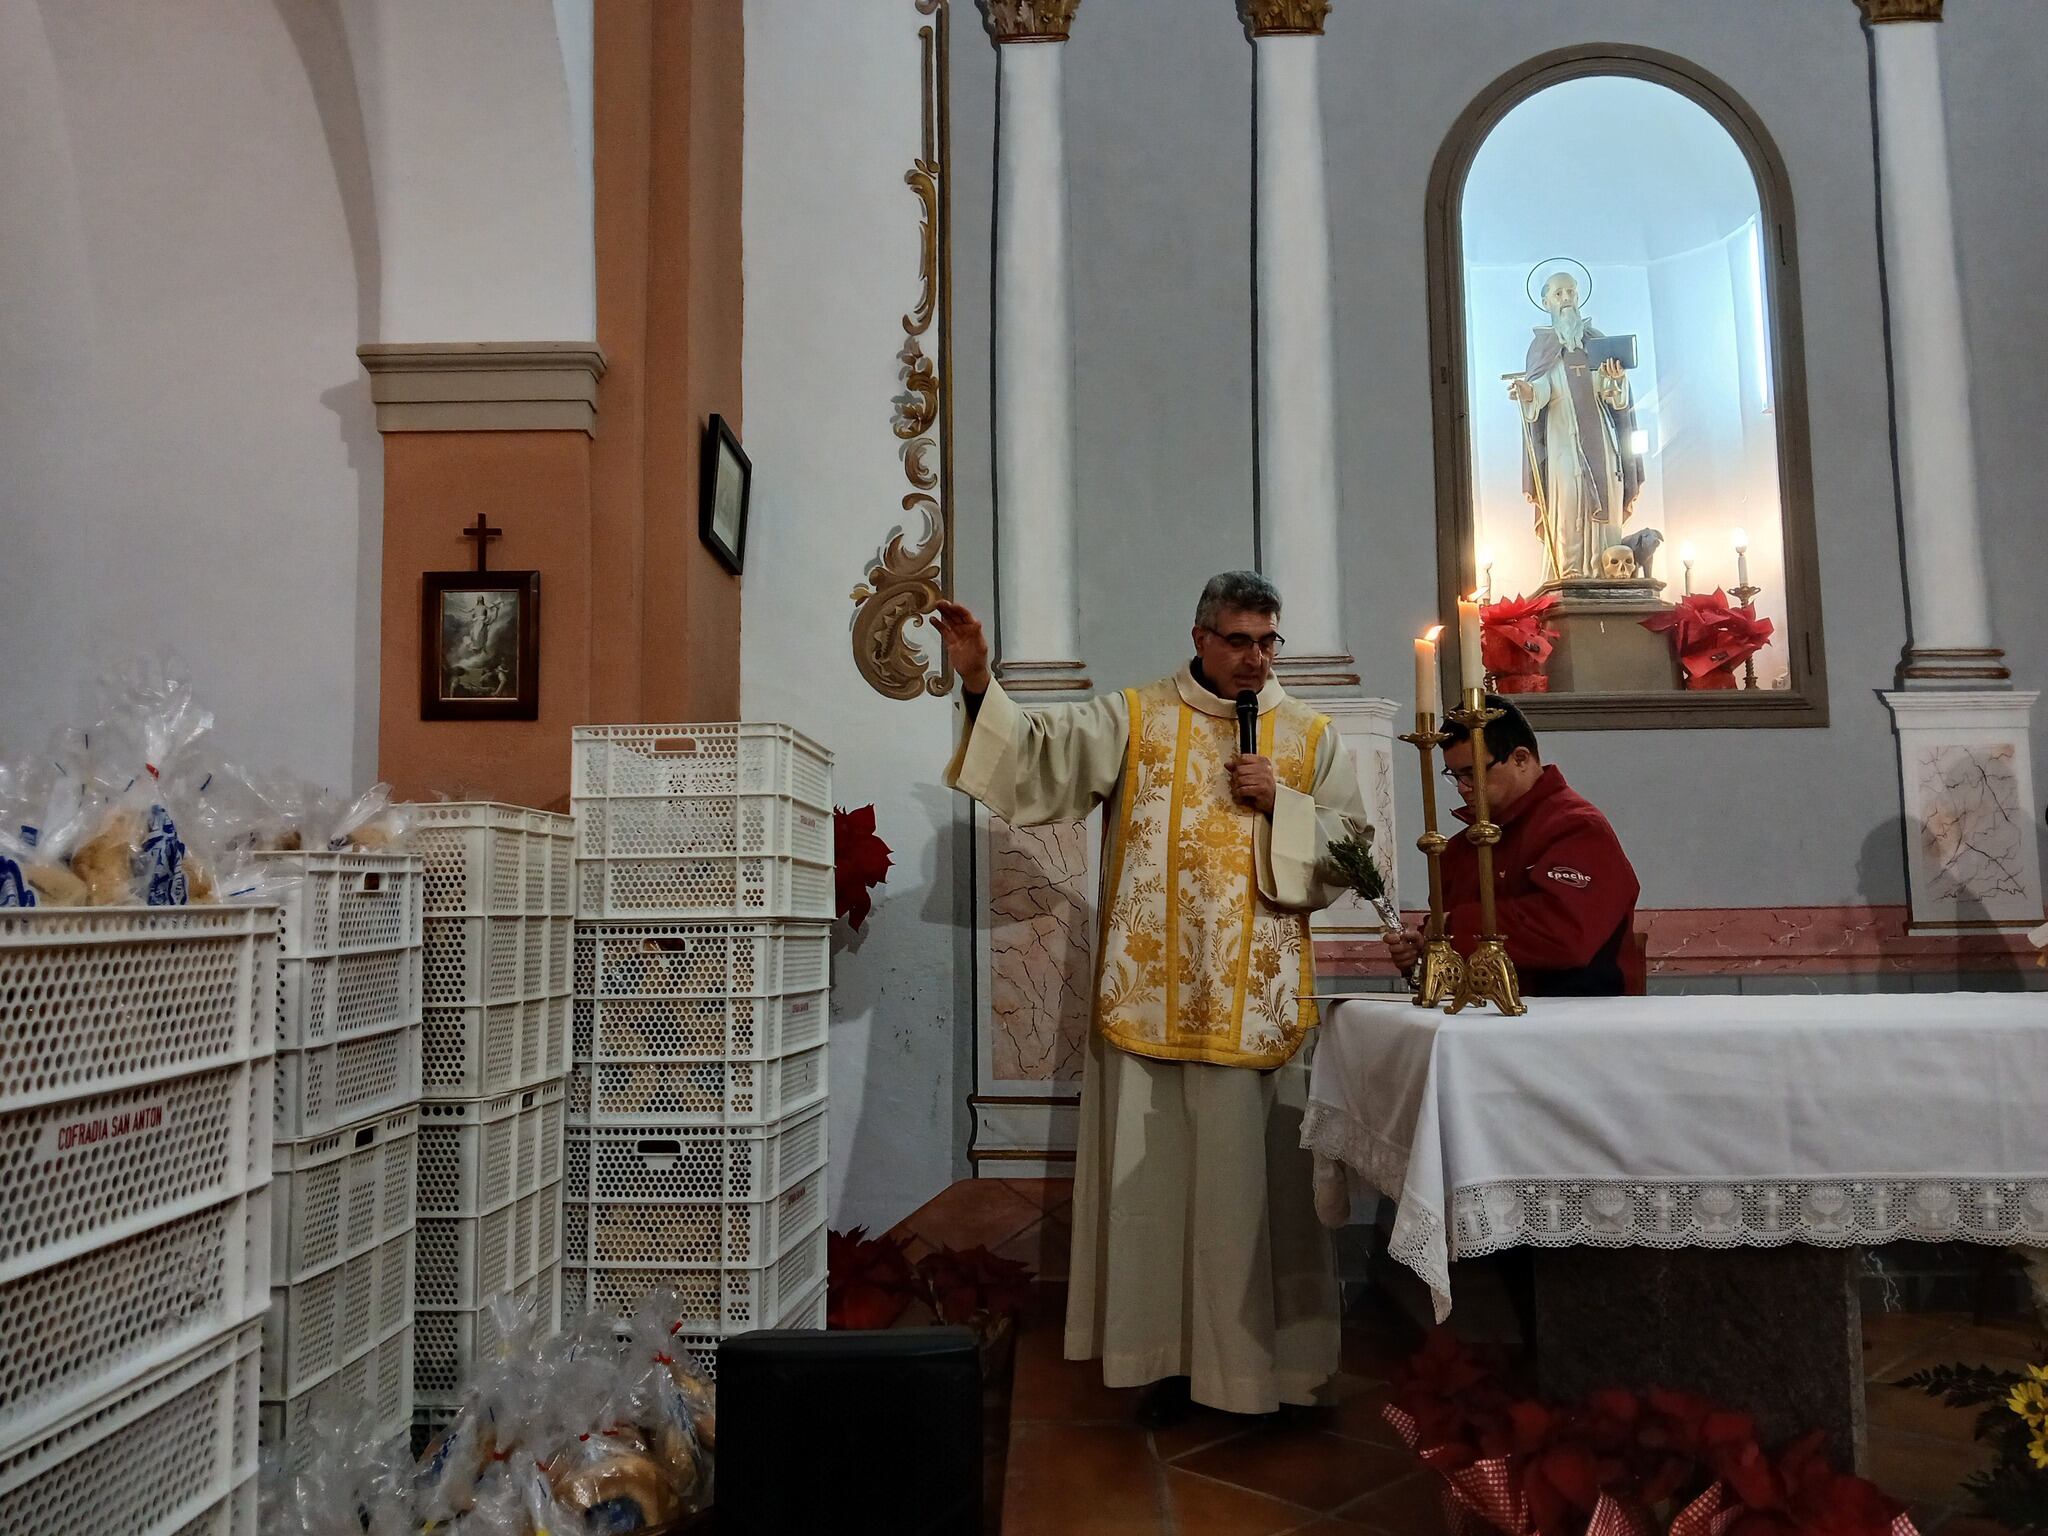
[1304,1099,2048,1322]
[1301,1101,1457,1320]
[1451,1176,2048,1260]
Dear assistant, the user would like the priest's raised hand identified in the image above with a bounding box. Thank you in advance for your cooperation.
[932,600,991,694]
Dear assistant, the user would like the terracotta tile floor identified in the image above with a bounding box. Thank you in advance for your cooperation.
[890,1179,2044,1534]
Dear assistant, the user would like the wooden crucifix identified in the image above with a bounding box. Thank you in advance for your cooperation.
[461,513,502,572]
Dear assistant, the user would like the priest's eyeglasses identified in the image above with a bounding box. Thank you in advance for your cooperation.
[1203,627,1286,657]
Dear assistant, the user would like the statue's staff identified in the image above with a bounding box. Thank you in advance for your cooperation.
[1501,371,1566,585]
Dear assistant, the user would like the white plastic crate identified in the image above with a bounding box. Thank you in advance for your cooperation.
[414,1181,561,1312]
[563,1164,824,1273]
[415,1081,564,1219]
[574,850,833,922]
[408,803,533,915]
[0,1320,260,1536]
[565,1110,828,1206]
[179,1472,258,1536]
[567,1044,826,1127]
[560,1219,825,1332]
[573,919,829,999]
[273,1020,422,1139]
[577,791,832,864]
[422,914,534,1007]
[0,906,276,1114]
[422,996,566,1100]
[573,723,832,805]
[412,1266,561,1406]
[254,852,423,958]
[574,987,827,1067]
[2,1056,270,1284]
[0,1188,268,1459]
[653,1280,825,1387]
[271,1105,417,1284]
[544,916,574,995]
[263,1226,414,1399]
[276,945,423,1050]
[260,1321,412,1470]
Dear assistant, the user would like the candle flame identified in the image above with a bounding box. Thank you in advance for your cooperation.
[1679,541,1697,563]
[1423,624,1444,643]
[1477,546,1495,570]
[1731,527,1749,553]
[1466,589,1483,604]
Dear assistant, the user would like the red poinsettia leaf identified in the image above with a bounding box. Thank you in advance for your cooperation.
[833,805,895,929]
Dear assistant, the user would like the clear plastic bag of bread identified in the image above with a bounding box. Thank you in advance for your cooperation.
[71,661,215,905]
[323,781,412,853]
[0,753,94,907]
[258,1395,414,1536]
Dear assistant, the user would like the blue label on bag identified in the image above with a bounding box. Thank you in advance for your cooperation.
[0,855,33,908]
[139,804,188,905]
[19,824,38,849]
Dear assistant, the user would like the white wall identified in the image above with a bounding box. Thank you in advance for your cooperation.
[740,0,972,1231]
[337,0,595,342]
[0,0,378,787]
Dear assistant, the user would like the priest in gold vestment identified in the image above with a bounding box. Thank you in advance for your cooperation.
[934,572,1366,1421]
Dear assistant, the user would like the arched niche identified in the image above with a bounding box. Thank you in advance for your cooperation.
[1425,46,1826,728]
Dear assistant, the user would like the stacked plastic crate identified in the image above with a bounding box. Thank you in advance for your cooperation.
[0,906,276,1532]
[408,805,574,1430]
[567,724,833,1376]
[257,850,425,1461]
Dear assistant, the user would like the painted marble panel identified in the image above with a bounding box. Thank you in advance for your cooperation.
[1914,743,2031,904]
[988,815,1094,1081]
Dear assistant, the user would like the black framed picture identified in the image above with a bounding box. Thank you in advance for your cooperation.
[700,414,751,575]
[420,570,541,721]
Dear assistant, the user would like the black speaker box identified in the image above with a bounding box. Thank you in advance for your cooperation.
[714,1325,984,1535]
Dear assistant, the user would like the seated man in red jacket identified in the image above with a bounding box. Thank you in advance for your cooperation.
[1387,695,1640,995]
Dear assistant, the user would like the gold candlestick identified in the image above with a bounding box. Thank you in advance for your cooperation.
[1731,581,1763,690]
[1398,711,1465,1009]
[1446,688,1526,1016]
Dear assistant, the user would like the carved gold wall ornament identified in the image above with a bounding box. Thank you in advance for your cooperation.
[1856,0,1942,20]
[852,1,956,700]
[982,0,1081,44]
[1245,0,1333,37]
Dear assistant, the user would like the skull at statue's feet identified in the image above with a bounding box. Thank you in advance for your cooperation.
[1599,545,1638,580]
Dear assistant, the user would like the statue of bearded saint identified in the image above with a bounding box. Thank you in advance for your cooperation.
[1507,271,1646,583]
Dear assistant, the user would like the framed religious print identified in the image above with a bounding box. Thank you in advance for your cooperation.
[420,569,540,721]
[1423,46,1827,728]
[700,414,751,575]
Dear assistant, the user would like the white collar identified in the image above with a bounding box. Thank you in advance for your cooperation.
[1175,663,1287,721]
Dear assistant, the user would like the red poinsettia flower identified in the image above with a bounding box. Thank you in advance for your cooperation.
[1481,593,1562,691]
[826,1225,915,1330]
[1641,590,1776,690]
[914,1244,1036,1325]
[833,804,894,930]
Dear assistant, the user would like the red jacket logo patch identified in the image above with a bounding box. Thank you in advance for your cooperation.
[1545,865,1593,888]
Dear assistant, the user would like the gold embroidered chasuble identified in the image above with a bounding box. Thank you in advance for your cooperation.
[946,665,1365,1071]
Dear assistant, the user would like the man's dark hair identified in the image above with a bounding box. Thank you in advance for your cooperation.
[1194,571,1282,630]
[1441,694,1541,764]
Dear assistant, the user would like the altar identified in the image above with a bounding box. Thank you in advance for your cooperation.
[1302,994,2048,1466]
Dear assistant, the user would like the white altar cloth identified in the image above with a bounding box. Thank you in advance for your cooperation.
[1301,994,2048,1320]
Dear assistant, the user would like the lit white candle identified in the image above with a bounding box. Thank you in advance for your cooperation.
[1679,540,1696,597]
[1414,625,1443,711]
[1477,545,1495,604]
[1732,527,1750,590]
[1457,593,1483,695]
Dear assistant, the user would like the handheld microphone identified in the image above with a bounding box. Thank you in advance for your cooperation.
[1235,690,1259,759]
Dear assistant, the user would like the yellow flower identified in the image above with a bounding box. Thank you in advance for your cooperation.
[2007,1375,2048,1429]
[2030,1427,2048,1470]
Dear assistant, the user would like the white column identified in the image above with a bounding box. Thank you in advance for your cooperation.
[993,23,1087,692]
[1868,12,2001,682]
[1862,0,2041,928]
[1252,11,1355,690]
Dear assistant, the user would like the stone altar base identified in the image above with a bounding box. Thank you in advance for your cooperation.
[1543,591,1683,693]
[1532,1245,1865,1472]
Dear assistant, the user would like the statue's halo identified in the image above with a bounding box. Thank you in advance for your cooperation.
[1526,257,1594,312]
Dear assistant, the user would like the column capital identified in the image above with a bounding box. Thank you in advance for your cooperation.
[1857,0,1943,22]
[1246,0,1333,37]
[982,1,1081,44]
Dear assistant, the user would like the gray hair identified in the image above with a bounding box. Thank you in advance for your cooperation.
[1195,571,1282,630]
